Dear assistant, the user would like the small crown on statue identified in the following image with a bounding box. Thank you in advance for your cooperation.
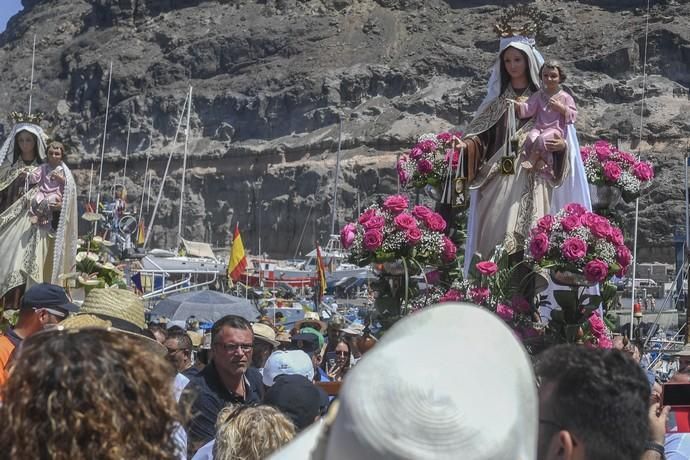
[494,5,546,38]
[10,111,44,125]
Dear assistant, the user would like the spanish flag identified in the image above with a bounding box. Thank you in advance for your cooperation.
[315,244,327,298]
[228,224,247,282]
[136,220,145,246]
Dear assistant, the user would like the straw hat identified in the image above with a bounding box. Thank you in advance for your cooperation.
[79,288,146,333]
[270,303,538,460]
[295,311,327,333]
[253,322,280,347]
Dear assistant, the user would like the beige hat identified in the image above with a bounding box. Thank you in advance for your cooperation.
[269,303,538,460]
[275,330,292,343]
[252,322,280,347]
[187,330,203,348]
[295,311,327,333]
[79,288,146,333]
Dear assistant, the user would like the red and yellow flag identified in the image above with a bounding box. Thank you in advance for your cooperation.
[228,224,247,282]
[315,245,327,298]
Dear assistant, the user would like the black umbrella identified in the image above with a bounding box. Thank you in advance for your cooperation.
[151,290,260,323]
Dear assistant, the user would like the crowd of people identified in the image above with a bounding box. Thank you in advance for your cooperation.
[0,281,689,459]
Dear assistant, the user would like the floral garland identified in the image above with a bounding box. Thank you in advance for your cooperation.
[526,203,632,283]
[581,140,654,201]
[397,131,463,190]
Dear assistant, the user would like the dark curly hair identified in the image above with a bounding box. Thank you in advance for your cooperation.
[0,328,184,460]
[535,345,650,460]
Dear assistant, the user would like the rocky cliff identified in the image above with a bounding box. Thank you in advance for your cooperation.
[0,0,688,261]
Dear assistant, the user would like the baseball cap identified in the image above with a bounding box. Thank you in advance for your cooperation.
[264,374,322,431]
[290,333,318,355]
[263,350,315,386]
[22,283,78,316]
[300,327,325,350]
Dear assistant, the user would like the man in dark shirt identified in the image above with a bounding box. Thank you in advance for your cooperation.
[184,315,263,453]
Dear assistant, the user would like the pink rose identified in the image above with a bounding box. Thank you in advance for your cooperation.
[417,159,433,174]
[580,146,591,162]
[594,140,612,161]
[412,205,432,220]
[441,236,457,263]
[444,149,459,167]
[405,227,423,245]
[440,288,463,302]
[584,259,609,283]
[362,229,384,251]
[393,212,417,231]
[564,203,587,216]
[536,214,555,233]
[383,195,409,214]
[633,161,654,181]
[529,233,550,260]
[363,215,385,230]
[588,312,606,336]
[580,212,599,228]
[617,151,637,166]
[496,304,514,321]
[616,245,632,268]
[419,140,437,153]
[511,295,531,313]
[476,261,499,277]
[409,147,423,160]
[358,208,377,225]
[561,215,583,232]
[424,212,447,232]
[339,223,357,249]
[597,336,613,349]
[602,161,622,182]
[561,237,588,262]
[436,132,452,143]
[608,227,624,246]
[469,287,490,305]
[589,217,612,239]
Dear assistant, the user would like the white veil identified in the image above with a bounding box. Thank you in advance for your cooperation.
[51,160,78,284]
[0,122,48,168]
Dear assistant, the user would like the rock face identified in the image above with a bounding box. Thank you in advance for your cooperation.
[0,0,688,260]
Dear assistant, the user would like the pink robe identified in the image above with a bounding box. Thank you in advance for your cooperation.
[516,89,577,173]
[28,163,65,227]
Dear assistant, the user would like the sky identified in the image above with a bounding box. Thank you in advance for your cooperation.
[0,1,23,33]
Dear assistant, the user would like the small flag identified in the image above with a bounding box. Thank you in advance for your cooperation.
[315,244,327,304]
[136,220,145,246]
[228,224,247,282]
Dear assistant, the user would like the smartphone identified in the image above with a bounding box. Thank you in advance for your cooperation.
[325,351,337,370]
[663,383,690,408]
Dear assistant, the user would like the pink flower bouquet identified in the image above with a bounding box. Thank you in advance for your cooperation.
[581,140,654,202]
[397,131,463,190]
[527,203,632,284]
[340,194,455,266]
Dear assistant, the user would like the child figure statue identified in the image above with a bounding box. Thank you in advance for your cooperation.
[28,141,66,229]
[513,60,577,174]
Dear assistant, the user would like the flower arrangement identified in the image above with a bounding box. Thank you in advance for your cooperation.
[582,312,613,349]
[60,235,126,293]
[396,131,463,190]
[527,203,632,284]
[340,194,456,267]
[581,140,654,202]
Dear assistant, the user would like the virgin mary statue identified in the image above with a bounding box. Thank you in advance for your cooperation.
[459,35,591,274]
[0,118,78,303]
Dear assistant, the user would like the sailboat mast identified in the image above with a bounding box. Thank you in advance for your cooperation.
[94,61,113,235]
[122,116,131,187]
[138,133,152,229]
[329,116,343,237]
[28,34,36,116]
[177,86,193,240]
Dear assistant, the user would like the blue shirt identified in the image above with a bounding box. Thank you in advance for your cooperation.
[666,433,690,460]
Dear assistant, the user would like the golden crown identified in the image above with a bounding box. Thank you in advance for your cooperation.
[10,111,43,124]
[494,5,546,39]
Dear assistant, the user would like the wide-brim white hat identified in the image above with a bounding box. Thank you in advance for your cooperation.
[269,302,538,460]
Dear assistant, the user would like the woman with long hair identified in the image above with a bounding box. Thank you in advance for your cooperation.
[0,328,183,460]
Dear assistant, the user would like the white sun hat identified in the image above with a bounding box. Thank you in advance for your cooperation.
[269,302,538,460]
[263,349,315,387]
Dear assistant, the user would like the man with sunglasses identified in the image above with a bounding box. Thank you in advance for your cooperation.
[0,283,77,386]
[184,314,263,455]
